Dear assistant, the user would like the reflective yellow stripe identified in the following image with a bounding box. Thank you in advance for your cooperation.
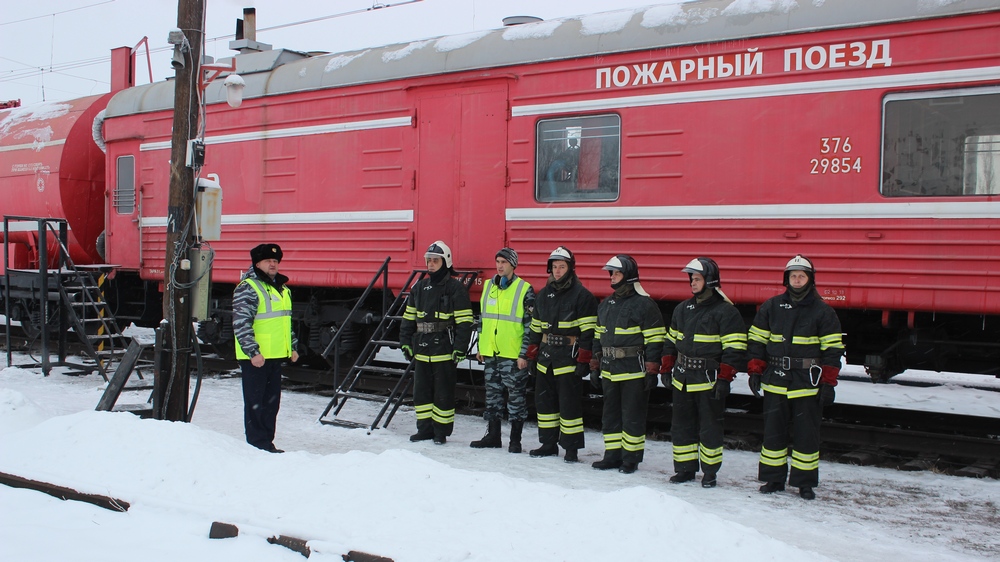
[787,388,819,399]
[414,403,433,420]
[721,332,748,350]
[603,432,623,450]
[615,326,641,335]
[415,353,453,363]
[700,444,723,466]
[692,334,721,343]
[537,412,560,429]
[791,336,820,345]
[431,405,455,425]
[673,442,698,463]
[791,449,819,471]
[667,327,683,343]
[768,334,784,343]
[748,325,770,344]
[760,446,788,467]
[643,326,667,344]
[622,431,645,452]
[761,383,787,395]
[820,332,845,350]
[602,371,644,382]
[561,417,584,435]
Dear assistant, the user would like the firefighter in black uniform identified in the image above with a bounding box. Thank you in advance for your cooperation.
[400,241,474,444]
[525,246,598,462]
[661,258,747,488]
[590,255,665,474]
[748,254,844,500]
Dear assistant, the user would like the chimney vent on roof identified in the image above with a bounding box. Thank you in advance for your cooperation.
[230,7,272,54]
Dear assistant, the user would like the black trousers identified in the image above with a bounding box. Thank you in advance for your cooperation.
[533,362,585,451]
[758,391,822,488]
[412,359,457,439]
[240,358,283,450]
[600,377,649,464]
[671,387,725,475]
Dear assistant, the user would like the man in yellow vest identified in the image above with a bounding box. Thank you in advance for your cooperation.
[472,247,535,453]
[233,243,299,453]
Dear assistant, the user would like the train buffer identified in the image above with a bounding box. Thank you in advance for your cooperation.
[318,258,477,432]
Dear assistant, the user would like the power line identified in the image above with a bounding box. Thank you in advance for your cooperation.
[0,0,116,27]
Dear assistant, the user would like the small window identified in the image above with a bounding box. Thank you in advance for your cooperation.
[114,156,135,214]
[536,114,620,202]
[881,89,1000,197]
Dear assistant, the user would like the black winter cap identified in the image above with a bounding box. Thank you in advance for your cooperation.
[250,243,283,264]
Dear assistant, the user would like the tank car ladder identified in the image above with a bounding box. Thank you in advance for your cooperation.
[318,261,478,432]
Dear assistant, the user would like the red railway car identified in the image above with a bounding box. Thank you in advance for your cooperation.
[50,0,1000,377]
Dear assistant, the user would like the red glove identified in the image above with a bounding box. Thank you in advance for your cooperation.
[659,355,676,375]
[718,363,737,381]
[820,365,840,386]
[576,348,592,364]
[526,345,539,360]
[645,362,659,377]
[589,357,600,371]
[747,358,767,375]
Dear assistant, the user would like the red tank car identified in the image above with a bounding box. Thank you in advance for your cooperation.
[0,95,111,268]
[100,0,1000,378]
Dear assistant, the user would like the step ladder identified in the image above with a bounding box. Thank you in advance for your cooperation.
[58,266,132,381]
[94,338,155,417]
[318,260,478,432]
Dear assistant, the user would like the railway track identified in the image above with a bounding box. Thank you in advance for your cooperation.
[4,331,998,478]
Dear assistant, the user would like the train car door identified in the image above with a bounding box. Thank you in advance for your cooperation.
[414,83,508,272]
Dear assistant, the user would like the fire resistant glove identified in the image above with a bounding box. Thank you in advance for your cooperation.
[401,345,414,362]
[452,351,466,365]
[748,374,761,398]
[659,355,676,388]
[712,378,731,401]
[747,358,767,398]
[525,344,539,361]
[644,361,659,391]
[819,384,836,407]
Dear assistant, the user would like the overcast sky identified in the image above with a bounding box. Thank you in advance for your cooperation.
[0,0,688,106]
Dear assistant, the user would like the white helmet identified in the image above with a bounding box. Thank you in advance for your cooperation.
[546,246,575,273]
[425,240,453,269]
[783,254,815,286]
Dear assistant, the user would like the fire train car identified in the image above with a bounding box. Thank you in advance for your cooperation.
[20,0,1000,378]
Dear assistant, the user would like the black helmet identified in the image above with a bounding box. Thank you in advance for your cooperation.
[603,254,649,296]
[547,246,575,273]
[682,257,721,289]
[783,254,815,287]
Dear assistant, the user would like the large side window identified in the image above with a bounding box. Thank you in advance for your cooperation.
[114,155,136,214]
[881,89,1000,197]
[536,114,620,202]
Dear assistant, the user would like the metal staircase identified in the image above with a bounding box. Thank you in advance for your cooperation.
[318,259,477,432]
[3,216,132,380]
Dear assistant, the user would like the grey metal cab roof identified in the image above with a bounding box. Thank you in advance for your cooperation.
[105,0,1000,117]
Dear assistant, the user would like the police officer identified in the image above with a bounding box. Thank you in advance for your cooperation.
[661,258,746,487]
[233,243,299,453]
[748,255,844,500]
[590,255,665,473]
[471,247,535,453]
[525,246,598,462]
[400,241,474,444]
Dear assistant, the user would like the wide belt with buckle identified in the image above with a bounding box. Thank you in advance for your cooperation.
[602,345,642,359]
[416,321,451,334]
[677,353,719,370]
[542,333,577,346]
[769,355,819,370]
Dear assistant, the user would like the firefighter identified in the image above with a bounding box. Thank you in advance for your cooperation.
[525,246,598,462]
[233,243,299,453]
[661,257,747,488]
[399,241,474,444]
[590,255,665,473]
[748,255,844,500]
[471,247,535,453]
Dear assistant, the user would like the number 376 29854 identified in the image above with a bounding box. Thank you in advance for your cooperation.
[810,137,861,174]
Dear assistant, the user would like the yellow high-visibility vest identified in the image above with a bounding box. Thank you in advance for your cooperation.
[479,276,530,359]
[235,278,293,360]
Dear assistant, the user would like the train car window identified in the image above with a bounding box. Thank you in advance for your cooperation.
[881,89,1000,197]
[536,114,620,203]
[114,156,135,214]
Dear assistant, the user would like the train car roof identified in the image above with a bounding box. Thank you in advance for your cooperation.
[105,0,1000,117]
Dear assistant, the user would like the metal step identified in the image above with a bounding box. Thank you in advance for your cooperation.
[318,419,372,430]
[355,364,408,376]
[335,390,388,402]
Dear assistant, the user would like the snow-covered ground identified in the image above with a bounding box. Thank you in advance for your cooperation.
[2,350,998,562]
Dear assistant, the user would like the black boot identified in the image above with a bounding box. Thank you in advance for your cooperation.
[529,443,559,457]
[470,419,502,449]
[591,451,623,470]
[669,471,696,484]
[564,448,579,463]
[799,487,816,500]
[701,473,717,488]
[618,461,638,474]
[410,431,434,442]
[508,421,523,454]
[759,481,786,494]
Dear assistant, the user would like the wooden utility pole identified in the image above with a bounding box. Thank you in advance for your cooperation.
[156,0,205,421]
